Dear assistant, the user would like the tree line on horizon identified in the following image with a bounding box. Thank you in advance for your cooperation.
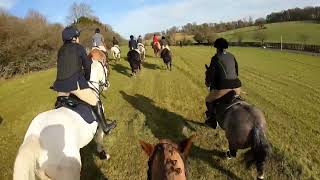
[144,6,320,45]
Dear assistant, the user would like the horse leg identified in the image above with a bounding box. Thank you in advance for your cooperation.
[170,61,172,71]
[94,126,110,160]
[227,142,237,159]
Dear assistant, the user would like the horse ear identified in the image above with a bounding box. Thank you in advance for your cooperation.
[205,64,209,69]
[179,135,196,158]
[139,140,154,157]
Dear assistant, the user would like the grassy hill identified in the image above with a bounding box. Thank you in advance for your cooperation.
[171,21,320,45]
[0,47,320,179]
[220,21,320,45]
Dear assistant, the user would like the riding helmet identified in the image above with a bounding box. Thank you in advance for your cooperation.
[62,26,80,42]
[95,28,100,33]
[130,35,134,39]
[214,38,228,49]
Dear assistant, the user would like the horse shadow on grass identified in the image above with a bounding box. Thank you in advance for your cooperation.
[81,141,108,180]
[120,91,241,179]
[0,115,3,126]
[110,63,131,77]
[142,61,161,70]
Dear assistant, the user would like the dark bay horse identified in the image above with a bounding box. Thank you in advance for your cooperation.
[205,64,271,180]
[140,135,195,180]
[152,42,161,57]
[127,49,142,76]
[160,48,172,71]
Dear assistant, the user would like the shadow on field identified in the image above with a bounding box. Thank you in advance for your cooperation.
[142,61,161,70]
[81,141,108,180]
[190,145,242,180]
[0,115,3,125]
[110,63,131,77]
[120,91,242,179]
[120,91,194,140]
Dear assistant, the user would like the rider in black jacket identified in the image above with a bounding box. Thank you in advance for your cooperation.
[53,26,116,134]
[205,38,241,129]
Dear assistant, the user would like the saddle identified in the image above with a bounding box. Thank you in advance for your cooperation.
[55,95,97,124]
[209,90,244,125]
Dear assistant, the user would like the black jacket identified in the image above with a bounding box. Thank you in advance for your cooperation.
[208,51,241,90]
[53,42,92,92]
[128,39,137,50]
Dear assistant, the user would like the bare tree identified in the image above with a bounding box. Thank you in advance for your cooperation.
[206,32,217,45]
[66,2,93,24]
[255,17,266,29]
[253,31,267,46]
[233,32,244,44]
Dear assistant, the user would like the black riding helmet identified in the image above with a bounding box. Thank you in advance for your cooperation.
[214,38,228,49]
[95,28,100,33]
[130,35,134,39]
[62,26,80,42]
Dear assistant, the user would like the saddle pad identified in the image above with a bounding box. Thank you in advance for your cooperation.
[63,104,97,124]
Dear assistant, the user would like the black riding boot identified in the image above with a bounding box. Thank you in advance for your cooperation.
[92,101,117,134]
[204,102,217,129]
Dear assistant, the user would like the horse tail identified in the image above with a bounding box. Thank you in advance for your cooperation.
[251,126,270,179]
[13,135,44,180]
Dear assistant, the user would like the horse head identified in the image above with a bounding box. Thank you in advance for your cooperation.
[140,135,195,180]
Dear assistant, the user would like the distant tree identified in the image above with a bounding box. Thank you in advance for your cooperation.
[206,32,217,45]
[233,32,244,44]
[66,2,93,24]
[193,32,206,43]
[253,31,267,46]
[255,18,266,29]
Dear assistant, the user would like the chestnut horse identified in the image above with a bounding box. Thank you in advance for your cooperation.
[152,42,161,57]
[140,135,195,180]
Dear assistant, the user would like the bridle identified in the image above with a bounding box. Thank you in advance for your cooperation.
[147,143,186,180]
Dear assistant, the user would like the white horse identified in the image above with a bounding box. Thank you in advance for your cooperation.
[13,60,110,180]
[138,43,146,61]
[110,45,121,61]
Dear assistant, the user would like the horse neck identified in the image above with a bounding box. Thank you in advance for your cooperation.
[90,61,108,90]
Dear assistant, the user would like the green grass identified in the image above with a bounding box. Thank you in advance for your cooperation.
[220,21,320,45]
[0,46,320,179]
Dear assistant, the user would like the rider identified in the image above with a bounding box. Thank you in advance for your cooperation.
[128,35,138,50]
[152,34,159,46]
[53,26,116,134]
[92,28,107,53]
[137,35,143,44]
[204,38,241,129]
[112,36,119,46]
[160,36,169,50]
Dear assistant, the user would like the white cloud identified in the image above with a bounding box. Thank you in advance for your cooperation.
[0,0,17,9]
[111,0,319,37]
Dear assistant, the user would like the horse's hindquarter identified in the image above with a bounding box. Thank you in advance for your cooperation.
[224,103,265,149]
[25,108,98,153]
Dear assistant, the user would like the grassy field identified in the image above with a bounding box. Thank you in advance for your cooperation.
[0,46,320,179]
[220,21,320,45]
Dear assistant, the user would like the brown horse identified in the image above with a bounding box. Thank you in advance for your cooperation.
[152,42,161,57]
[205,64,271,180]
[140,135,195,180]
[88,48,110,77]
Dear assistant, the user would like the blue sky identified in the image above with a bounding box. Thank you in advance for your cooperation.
[1,0,319,37]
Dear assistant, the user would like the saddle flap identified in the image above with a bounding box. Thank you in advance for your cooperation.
[55,95,97,124]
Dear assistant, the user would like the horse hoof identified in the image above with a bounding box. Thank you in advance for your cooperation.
[226,151,232,160]
[98,150,110,160]
[257,175,264,180]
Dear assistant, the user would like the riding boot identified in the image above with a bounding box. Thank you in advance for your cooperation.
[204,102,217,129]
[92,101,117,134]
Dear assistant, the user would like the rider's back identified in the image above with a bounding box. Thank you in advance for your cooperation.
[92,33,104,47]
